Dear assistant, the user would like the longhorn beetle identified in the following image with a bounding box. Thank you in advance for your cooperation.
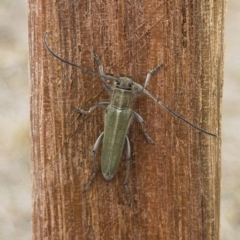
[43,32,217,204]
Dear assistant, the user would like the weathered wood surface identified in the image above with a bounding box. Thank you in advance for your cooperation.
[29,1,224,239]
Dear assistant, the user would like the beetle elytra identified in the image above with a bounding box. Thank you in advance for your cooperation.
[44,32,217,204]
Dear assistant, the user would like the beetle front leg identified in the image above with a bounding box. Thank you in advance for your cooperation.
[93,52,113,93]
[133,64,163,97]
[132,111,155,144]
[143,64,163,89]
[84,132,104,191]
[75,102,109,115]
[124,136,131,205]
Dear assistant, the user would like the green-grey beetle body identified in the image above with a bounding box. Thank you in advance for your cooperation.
[79,75,143,203]
[102,82,133,180]
[43,32,217,204]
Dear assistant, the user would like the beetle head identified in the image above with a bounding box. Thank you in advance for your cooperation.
[115,77,134,90]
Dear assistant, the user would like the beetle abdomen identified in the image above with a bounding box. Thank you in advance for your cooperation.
[101,105,132,180]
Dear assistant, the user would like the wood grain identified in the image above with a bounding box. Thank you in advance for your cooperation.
[29,0,225,239]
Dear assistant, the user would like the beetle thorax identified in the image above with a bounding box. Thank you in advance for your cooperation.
[111,78,133,109]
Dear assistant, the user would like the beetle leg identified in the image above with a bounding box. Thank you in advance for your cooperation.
[93,52,113,93]
[84,132,104,191]
[132,111,155,144]
[133,64,163,97]
[143,64,163,89]
[124,136,131,205]
[75,102,109,114]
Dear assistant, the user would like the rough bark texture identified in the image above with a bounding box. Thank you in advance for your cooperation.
[29,0,225,239]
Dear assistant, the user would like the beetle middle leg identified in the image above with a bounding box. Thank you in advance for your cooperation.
[84,132,104,191]
[132,111,154,144]
[124,136,131,205]
[75,102,109,114]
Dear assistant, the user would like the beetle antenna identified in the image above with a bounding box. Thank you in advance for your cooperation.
[142,88,217,137]
[43,32,118,82]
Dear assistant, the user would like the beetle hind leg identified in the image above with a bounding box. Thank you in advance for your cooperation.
[84,132,104,192]
[124,136,131,205]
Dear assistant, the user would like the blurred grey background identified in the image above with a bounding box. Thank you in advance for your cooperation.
[0,0,238,239]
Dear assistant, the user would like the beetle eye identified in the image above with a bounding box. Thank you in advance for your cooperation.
[129,82,133,87]
[116,79,121,85]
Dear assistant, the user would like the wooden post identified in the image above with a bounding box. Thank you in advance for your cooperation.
[29,0,224,239]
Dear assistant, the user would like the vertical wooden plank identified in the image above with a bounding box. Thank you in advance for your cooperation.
[29,0,224,239]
